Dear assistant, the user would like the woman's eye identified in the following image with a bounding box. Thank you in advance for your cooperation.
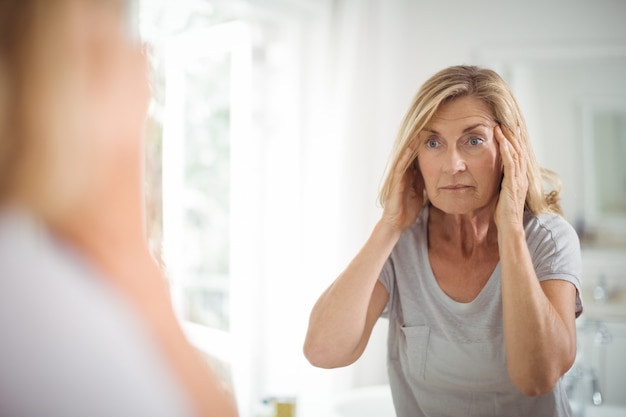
[468,137,484,146]
[426,138,440,148]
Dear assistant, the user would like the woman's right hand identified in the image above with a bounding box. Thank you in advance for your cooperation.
[381,147,424,232]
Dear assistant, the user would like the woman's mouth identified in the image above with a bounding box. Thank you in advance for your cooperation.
[441,184,471,190]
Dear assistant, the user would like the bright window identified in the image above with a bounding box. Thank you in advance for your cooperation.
[161,23,237,332]
[139,2,254,404]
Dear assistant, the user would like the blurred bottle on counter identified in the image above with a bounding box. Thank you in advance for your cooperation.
[258,396,297,417]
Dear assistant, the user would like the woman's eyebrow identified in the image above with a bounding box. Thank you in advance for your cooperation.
[462,123,491,133]
[423,123,491,135]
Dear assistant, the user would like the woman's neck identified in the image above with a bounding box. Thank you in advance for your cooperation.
[428,203,499,257]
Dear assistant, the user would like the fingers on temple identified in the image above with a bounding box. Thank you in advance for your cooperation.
[499,126,528,180]
[501,125,524,156]
[394,146,414,178]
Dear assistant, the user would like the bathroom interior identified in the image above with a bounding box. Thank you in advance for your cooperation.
[136,0,626,416]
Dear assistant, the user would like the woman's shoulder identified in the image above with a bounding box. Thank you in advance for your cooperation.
[523,211,581,269]
[523,210,579,243]
[0,208,194,417]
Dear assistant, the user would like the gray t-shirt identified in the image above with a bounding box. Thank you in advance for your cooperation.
[379,205,582,417]
[0,208,194,417]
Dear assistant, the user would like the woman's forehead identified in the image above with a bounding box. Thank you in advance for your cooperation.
[428,96,496,130]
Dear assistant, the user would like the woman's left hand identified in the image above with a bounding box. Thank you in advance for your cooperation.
[494,125,528,230]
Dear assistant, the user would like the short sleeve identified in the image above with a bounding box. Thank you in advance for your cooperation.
[378,255,395,318]
[525,213,583,317]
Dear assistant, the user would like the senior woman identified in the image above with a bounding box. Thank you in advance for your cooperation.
[304,65,582,417]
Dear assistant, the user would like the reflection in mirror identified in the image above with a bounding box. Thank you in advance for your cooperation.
[593,111,626,214]
[582,106,626,246]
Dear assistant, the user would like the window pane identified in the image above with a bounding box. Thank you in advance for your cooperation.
[181,52,231,330]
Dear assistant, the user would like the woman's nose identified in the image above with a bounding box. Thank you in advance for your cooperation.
[442,149,466,174]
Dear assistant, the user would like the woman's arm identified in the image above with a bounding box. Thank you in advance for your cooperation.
[495,126,577,396]
[498,226,577,396]
[303,223,394,368]
[304,147,423,368]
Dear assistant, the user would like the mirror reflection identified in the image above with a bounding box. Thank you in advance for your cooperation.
[138,1,626,417]
[591,110,626,218]
[584,107,626,246]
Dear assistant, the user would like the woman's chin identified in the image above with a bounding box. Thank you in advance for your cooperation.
[430,198,495,217]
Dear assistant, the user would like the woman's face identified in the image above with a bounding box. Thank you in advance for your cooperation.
[417,96,502,216]
[22,0,149,220]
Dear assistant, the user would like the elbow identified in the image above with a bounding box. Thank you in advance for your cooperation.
[303,342,341,369]
[509,359,575,397]
[509,341,577,397]
[509,367,560,397]
[303,338,357,369]
[512,377,558,397]
[302,338,324,368]
[303,345,333,369]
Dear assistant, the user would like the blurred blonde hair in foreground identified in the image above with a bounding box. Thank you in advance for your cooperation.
[0,0,238,416]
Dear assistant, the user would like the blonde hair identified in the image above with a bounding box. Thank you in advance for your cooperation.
[379,65,562,216]
[0,0,35,202]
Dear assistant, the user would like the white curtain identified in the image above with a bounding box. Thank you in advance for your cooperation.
[244,1,396,415]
